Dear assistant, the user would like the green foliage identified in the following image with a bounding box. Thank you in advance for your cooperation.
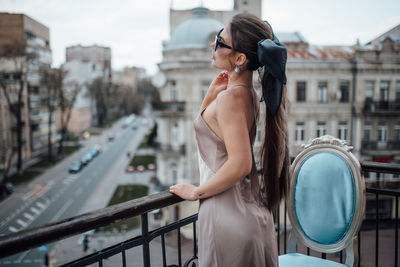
[128,155,155,167]
[99,184,149,232]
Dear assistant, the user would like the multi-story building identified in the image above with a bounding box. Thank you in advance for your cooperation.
[281,32,355,157]
[112,66,145,90]
[0,13,53,162]
[354,25,400,185]
[62,45,111,133]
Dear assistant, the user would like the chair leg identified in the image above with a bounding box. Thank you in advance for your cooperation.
[287,231,298,254]
[345,236,358,267]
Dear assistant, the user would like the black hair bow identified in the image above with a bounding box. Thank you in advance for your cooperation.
[257,21,287,117]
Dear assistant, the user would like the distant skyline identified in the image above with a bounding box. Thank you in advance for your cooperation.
[1,0,399,75]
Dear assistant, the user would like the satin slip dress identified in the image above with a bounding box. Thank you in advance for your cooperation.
[193,86,278,267]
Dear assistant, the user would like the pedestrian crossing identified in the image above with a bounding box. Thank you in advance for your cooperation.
[8,199,50,233]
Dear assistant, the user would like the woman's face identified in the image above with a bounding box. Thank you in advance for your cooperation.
[211,25,235,71]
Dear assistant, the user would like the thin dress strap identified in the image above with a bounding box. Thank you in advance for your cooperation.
[249,88,258,143]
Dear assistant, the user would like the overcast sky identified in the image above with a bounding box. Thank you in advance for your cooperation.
[2,0,399,75]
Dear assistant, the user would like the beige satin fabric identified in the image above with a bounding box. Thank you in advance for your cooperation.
[193,106,278,267]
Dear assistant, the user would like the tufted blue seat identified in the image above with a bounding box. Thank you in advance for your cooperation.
[279,135,365,267]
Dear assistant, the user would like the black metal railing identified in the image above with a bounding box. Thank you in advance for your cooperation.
[0,161,399,267]
[363,100,400,116]
[155,142,186,155]
[151,101,185,113]
[361,140,400,152]
[275,161,400,267]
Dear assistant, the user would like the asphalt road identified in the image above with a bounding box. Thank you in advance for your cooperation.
[0,116,150,266]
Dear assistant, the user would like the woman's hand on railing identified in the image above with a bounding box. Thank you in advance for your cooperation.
[169,183,200,201]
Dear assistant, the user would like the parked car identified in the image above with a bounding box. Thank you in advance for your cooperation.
[69,161,83,173]
[89,146,101,158]
[0,182,13,198]
[80,153,92,166]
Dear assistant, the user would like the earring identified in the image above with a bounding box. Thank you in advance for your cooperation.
[234,65,240,73]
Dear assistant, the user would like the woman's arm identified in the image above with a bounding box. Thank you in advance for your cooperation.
[170,89,253,201]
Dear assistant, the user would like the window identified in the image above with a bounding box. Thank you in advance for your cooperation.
[396,81,400,102]
[364,123,372,141]
[295,123,305,143]
[365,81,375,102]
[338,122,348,140]
[340,81,350,103]
[201,81,210,100]
[317,82,328,103]
[171,123,179,150]
[170,81,177,101]
[377,122,388,143]
[379,81,390,102]
[317,122,326,137]
[296,81,306,102]
[170,163,178,184]
[394,123,400,141]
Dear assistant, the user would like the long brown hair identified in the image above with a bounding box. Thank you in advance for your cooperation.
[230,13,289,211]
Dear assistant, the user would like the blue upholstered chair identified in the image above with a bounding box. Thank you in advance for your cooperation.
[279,135,366,267]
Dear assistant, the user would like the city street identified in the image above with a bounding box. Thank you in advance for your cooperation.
[0,115,153,266]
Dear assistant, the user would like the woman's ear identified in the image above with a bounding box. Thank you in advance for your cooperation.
[235,53,247,67]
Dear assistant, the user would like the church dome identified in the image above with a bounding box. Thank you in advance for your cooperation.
[164,7,224,50]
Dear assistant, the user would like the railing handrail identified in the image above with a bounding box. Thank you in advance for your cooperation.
[0,190,184,258]
[0,161,399,258]
[361,161,400,175]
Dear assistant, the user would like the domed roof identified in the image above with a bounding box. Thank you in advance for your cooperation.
[164,7,224,50]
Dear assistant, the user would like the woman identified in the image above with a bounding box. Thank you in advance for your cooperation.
[169,13,289,267]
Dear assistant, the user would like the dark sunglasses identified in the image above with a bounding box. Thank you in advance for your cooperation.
[214,28,233,51]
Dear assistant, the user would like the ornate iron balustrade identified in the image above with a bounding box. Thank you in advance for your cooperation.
[155,142,186,155]
[0,161,399,267]
[363,100,400,116]
[151,101,185,113]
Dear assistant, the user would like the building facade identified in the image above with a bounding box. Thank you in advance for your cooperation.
[62,45,112,133]
[0,13,53,163]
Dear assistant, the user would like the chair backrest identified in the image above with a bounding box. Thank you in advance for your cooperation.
[287,135,365,256]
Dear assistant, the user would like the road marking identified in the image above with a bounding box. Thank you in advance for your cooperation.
[17,249,30,263]
[3,261,11,264]
[51,199,73,222]
[16,219,28,227]
[36,201,47,209]
[30,207,40,214]
[23,259,32,263]
[8,226,19,232]
[24,212,34,221]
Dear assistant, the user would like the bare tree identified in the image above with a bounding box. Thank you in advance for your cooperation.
[57,78,80,156]
[40,68,64,163]
[0,129,15,184]
[87,77,109,127]
[0,41,35,172]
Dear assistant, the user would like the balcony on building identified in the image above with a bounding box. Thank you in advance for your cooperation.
[155,142,186,155]
[363,100,400,116]
[151,100,185,117]
[361,140,400,155]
